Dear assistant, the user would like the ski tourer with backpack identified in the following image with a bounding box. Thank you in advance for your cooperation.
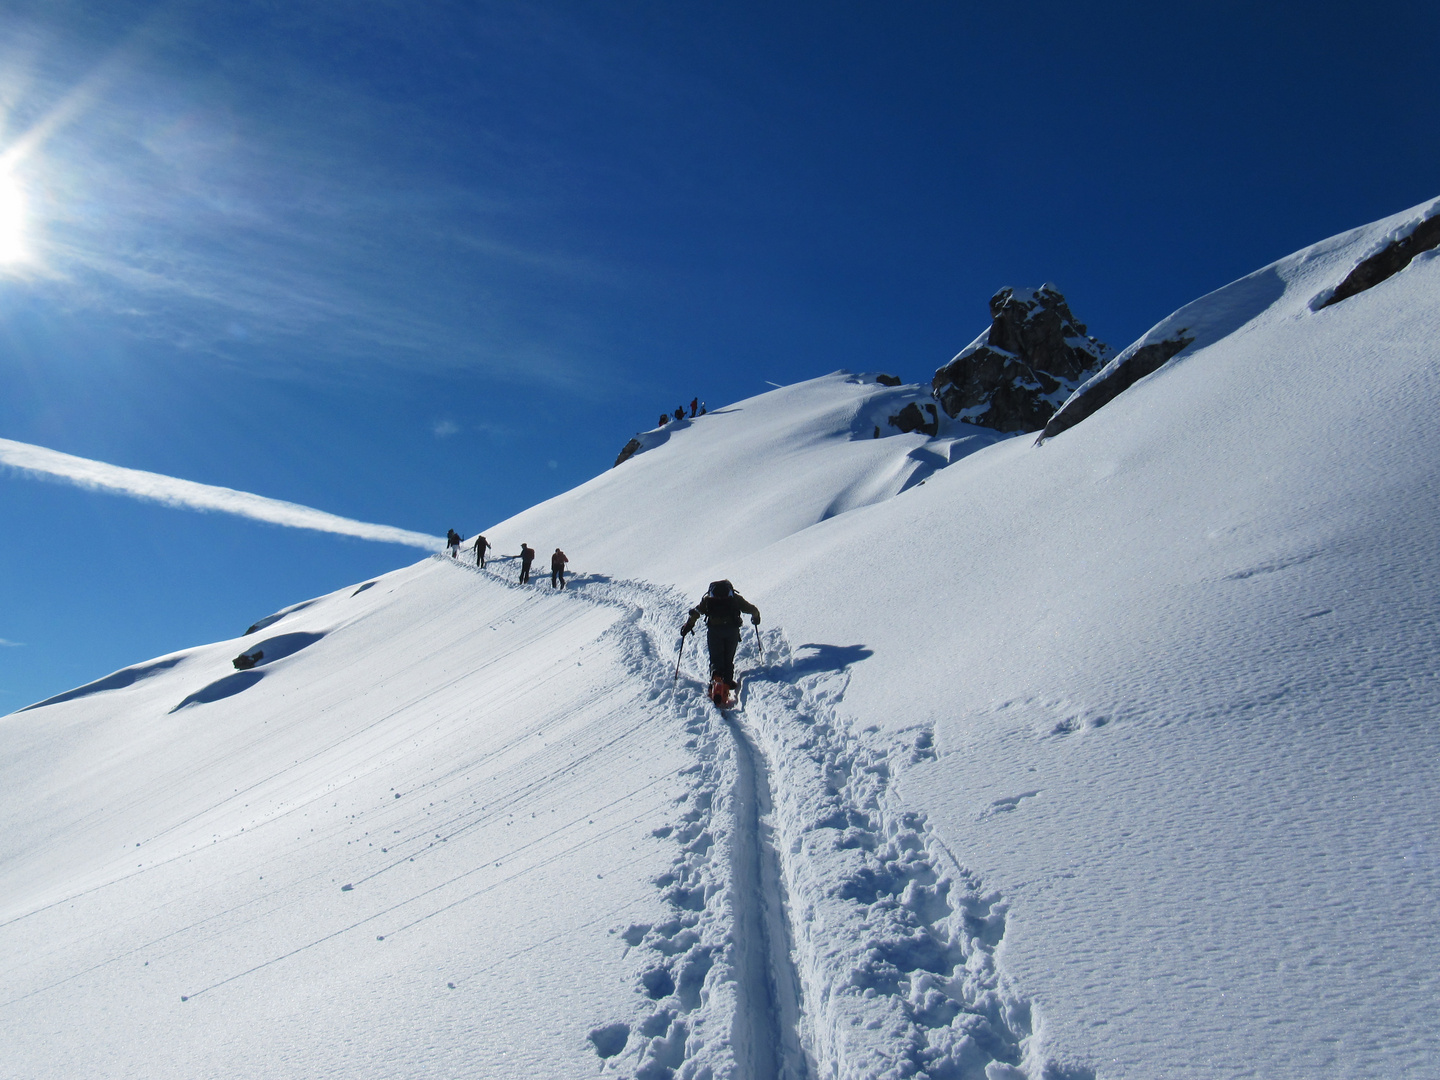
[680,579,761,709]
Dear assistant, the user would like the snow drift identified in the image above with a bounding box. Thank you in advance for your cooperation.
[4,197,1439,1080]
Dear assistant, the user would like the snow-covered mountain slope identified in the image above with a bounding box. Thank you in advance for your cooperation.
[4,197,1439,1080]
[740,198,1440,1077]
[489,373,1007,590]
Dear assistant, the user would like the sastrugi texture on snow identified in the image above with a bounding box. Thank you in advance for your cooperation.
[4,196,1440,1080]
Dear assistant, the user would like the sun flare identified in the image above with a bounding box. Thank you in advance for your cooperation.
[0,172,30,264]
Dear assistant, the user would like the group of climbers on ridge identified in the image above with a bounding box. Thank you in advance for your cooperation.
[443,533,759,709]
[450,532,568,589]
[658,397,706,427]
[516,543,569,588]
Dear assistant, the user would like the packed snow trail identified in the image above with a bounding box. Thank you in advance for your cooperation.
[458,556,1073,1079]
[719,710,806,1080]
[458,557,806,1079]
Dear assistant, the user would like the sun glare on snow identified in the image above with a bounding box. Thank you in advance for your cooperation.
[0,172,30,264]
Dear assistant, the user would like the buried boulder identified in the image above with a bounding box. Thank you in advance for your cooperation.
[932,284,1111,432]
[886,401,939,437]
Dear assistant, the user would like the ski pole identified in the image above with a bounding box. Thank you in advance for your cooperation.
[751,623,764,665]
[673,632,687,686]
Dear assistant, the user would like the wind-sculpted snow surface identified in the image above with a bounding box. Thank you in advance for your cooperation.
[739,638,1081,1080]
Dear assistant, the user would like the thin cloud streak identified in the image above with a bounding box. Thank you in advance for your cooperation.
[0,437,442,551]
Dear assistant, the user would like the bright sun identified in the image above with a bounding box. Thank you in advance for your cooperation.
[0,172,30,264]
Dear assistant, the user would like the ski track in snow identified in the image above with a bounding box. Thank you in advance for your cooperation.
[453,557,1075,1080]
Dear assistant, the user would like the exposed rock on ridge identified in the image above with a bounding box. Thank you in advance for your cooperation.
[1320,212,1440,309]
[1039,331,1194,442]
[613,438,643,468]
[932,284,1111,432]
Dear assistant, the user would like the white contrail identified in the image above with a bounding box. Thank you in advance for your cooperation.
[0,437,443,551]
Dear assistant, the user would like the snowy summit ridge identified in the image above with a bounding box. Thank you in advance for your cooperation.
[4,196,1440,1080]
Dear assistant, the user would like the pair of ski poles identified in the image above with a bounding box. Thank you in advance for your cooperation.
[673,622,764,686]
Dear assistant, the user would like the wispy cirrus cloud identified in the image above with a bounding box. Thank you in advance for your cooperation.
[0,437,442,550]
[0,10,624,390]
[0,639,24,647]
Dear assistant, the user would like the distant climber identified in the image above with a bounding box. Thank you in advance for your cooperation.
[446,529,461,558]
[550,548,569,589]
[681,579,760,708]
[659,414,669,426]
[699,402,707,416]
[690,397,698,418]
[474,534,489,568]
[519,544,535,584]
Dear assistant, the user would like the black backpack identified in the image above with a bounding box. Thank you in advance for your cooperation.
[705,581,743,625]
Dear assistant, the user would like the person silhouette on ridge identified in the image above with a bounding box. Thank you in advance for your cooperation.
[519,543,535,584]
[474,534,489,568]
[550,548,569,589]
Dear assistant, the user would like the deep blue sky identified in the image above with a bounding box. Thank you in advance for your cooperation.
[2,0,1438,708]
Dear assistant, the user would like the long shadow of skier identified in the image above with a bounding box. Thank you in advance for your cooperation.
[789,643,872,676]
[747,642,873,686]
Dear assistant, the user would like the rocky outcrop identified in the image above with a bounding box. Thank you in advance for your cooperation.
[875,373,902,387]
[931,284,1111,432]
[613,438,642,468]
[1320,213,1440,309]
[887,402,938,437]
[1039,332,1194,442]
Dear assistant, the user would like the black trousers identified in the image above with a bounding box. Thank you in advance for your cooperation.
[707,624,741,684]
[551,567,565,588]
[520,561,532,583]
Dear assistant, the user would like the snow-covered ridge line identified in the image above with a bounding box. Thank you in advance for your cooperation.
[1041,193,1440,441]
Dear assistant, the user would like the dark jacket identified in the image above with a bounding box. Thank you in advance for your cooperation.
[684,591,759,634]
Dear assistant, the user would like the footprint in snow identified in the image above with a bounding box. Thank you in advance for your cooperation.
[979,790,1039,820]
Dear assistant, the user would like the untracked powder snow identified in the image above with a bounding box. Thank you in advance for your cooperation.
[3,198,1438,1079]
